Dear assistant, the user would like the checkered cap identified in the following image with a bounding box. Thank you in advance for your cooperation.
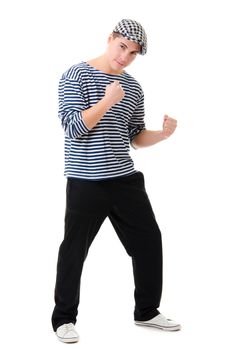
[113,19,147,55]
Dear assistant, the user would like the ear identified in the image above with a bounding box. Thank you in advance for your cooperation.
[107,34,114,44]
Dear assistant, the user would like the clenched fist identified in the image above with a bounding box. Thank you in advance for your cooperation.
[162,115,177,138]
[104,81,125,107]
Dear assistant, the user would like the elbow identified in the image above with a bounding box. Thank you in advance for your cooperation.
[129,128,145,149]
[60,111,90,139]
[131,139,139,149]
[64,122,89,139]
[130,131,144,149]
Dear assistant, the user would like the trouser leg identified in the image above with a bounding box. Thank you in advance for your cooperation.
[108,172,163,321]
[51,178,109,331]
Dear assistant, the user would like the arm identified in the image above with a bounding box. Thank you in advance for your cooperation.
[131,115,177,149]
[82,81,124,129]
[59,75,124,138]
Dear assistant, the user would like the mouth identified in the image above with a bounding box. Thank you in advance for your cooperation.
[115,60,124,67]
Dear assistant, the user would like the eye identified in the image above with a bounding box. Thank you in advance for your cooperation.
[120,44,126,49]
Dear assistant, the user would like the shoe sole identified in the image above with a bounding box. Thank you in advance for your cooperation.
[135,321,181,331]
[57,335,79,343]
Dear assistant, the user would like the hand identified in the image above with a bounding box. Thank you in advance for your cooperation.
[104,81,125,107]
[162,115,177,139]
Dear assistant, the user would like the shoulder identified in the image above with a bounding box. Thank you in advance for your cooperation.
[61,62,89,81]
[122,71,144,97]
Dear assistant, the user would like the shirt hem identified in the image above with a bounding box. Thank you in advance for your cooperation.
[65,170,138,181]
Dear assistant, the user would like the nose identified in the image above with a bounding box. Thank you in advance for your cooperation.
[120,51,130,64]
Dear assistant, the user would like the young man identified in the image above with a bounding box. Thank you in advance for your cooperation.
[52,19,181,343]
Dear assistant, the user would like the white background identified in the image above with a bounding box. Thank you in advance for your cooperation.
[0,0,232,349]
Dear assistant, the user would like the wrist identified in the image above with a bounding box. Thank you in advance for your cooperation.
[160,130,169,140]
[101,96,113,111]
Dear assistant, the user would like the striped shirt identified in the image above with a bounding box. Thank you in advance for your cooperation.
[58,61,146,180]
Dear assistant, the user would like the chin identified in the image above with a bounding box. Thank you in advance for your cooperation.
[111,61,124,73]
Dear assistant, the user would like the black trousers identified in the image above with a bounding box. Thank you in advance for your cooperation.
[51,171,163,331]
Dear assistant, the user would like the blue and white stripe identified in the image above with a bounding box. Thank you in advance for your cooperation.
[58,61,145,180]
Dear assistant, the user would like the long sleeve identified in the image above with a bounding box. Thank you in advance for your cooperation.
[128,91,146,143]
[58,76,90,139]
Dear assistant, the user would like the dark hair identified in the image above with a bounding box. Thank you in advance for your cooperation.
[112,31,123,39]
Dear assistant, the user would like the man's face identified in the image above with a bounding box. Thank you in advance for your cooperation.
[106,34,141,73]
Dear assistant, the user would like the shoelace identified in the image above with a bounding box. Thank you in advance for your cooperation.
[60,323,75,334]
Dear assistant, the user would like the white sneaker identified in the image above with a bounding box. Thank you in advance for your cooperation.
[135,313,181,331]
[56,323,79,343]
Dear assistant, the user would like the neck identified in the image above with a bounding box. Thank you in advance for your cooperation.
[87,55,124,75]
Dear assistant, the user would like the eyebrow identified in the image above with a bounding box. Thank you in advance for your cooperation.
[120,41,140,54]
